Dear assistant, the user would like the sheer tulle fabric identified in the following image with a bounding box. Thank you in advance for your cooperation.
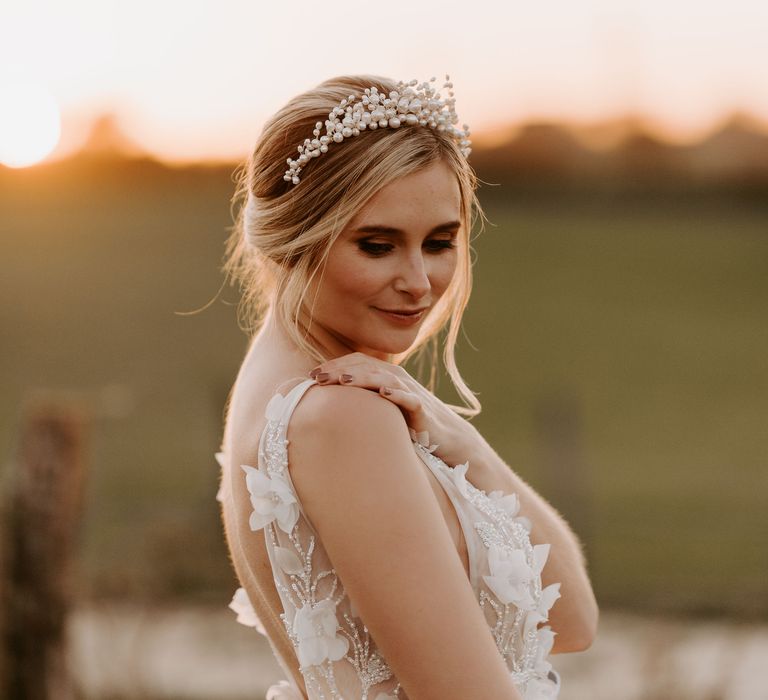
[218,378,561,700]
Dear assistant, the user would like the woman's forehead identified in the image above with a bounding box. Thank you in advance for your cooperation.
[349,165,461,229]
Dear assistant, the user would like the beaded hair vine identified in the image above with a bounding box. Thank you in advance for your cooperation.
[283,74,472,186]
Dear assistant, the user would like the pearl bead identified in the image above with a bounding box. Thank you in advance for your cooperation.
[283,76,471,186]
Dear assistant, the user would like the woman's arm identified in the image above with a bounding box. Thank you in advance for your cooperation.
[289,385,523,700]
[304,355,598,654]
[460,423,599,654]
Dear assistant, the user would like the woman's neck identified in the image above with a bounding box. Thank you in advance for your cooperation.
[252,307,393,367]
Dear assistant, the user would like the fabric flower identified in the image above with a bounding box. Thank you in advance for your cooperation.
[241,464,299,534]
[265,680,304,700]
[524,583,562,636]
[292,599,350,668]
[488,489,521,518]
[523,675,559,700]
[533,625,556,675]
[483,544,537,609]
[228,587,266,635]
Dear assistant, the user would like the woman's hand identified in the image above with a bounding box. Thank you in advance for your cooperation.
[308,352,479,468]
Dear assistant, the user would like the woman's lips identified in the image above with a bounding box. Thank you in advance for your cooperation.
[372,307,427,325]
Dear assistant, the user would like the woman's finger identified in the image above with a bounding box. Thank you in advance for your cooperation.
[309,354,416,387]
[315,369,404,391]
[378,386,423,416]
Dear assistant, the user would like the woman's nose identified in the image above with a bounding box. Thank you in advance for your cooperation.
[394,251,431,299]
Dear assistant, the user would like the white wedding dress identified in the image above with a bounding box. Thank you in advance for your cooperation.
[217,378,562,700]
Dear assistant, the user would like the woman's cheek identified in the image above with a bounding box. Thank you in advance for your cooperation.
[434,254,458,294]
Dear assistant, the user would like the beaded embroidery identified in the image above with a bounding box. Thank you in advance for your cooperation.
[223,379,560,700]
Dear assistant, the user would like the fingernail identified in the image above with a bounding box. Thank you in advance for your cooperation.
[309,367,321,378]
[315,372,330,383]
[381,386,392,396]
[340,374,353,384]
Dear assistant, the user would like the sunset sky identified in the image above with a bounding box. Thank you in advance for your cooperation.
[1,0,767,165]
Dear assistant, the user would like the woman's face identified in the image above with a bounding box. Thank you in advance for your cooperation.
[307,159,462,359]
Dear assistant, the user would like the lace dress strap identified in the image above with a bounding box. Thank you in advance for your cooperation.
[265,377,318,426]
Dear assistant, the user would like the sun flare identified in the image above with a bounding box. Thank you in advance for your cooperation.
[0,78,61,168]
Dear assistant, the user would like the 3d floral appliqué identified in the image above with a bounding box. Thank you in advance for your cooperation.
[483,542,550,609]
[533,626,556,675]
[228,587,266,635]
[265,679,304,700]
[293,599,350,669]
[241,464,299,533]
[524,676,559,700]
[524,583,563,636]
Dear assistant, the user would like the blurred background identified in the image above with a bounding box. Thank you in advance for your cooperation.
[1,1,766,699]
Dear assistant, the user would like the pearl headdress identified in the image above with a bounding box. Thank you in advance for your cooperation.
[283,74,471,186]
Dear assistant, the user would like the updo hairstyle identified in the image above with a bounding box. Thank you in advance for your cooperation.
[223,74,486,415]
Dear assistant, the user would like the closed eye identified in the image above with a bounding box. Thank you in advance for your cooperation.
[424,239,456,252]
[358,241,394,256]
[357,238,456,257]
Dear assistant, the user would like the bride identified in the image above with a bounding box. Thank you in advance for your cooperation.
[216,74,598,700]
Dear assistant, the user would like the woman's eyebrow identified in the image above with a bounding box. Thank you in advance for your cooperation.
[353,221,461,235]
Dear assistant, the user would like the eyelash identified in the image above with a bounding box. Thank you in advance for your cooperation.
[358,239,456,256]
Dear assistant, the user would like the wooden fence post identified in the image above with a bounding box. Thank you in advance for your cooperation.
[0,396,87,700]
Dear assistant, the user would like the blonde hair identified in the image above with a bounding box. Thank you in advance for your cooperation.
[222,74,487,416]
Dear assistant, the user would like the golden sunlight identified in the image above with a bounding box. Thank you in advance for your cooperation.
[0,78,61,168]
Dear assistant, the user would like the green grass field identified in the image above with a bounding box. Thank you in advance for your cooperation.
[1,163,766,617]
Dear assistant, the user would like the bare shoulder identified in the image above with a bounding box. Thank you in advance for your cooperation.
[291,384,407,432]
[289,383,408,443]
[286,383,423,523]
